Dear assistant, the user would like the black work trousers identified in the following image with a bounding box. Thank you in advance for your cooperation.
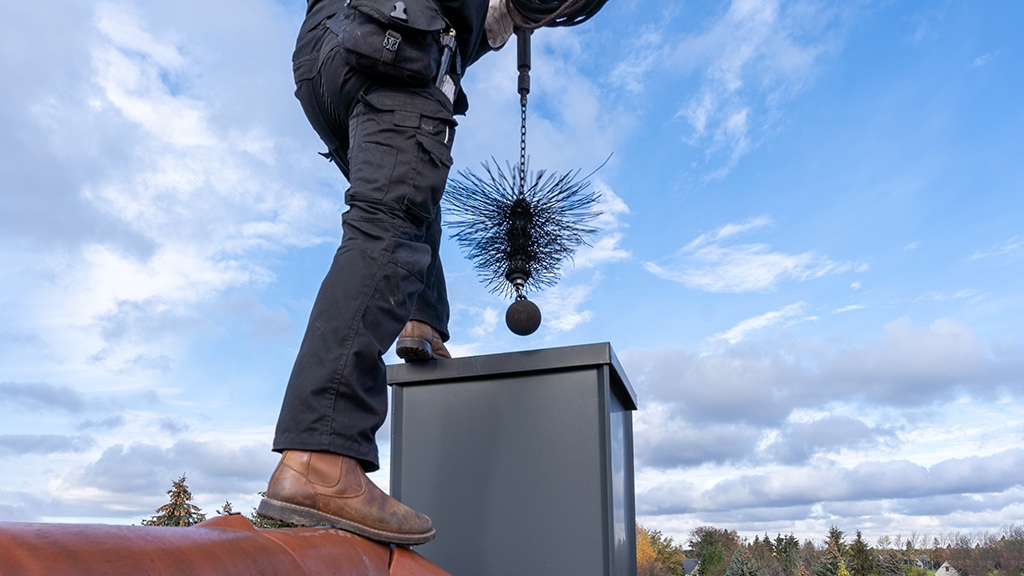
[273,16,456,472]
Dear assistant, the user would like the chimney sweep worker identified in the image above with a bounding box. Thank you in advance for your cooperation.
[259,0,607,545]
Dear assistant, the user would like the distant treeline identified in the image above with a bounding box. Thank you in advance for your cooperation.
[637,524,1024,576]
[141,475,293,529]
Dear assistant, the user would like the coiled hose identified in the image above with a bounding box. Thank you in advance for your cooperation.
[505,0,611,29]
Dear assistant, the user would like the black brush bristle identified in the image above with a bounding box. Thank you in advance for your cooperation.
[444,160,602,298]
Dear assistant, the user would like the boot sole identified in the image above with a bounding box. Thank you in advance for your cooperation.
[395,338,437,362]
[256,498,436,546]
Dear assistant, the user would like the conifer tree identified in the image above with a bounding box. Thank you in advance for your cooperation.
[725,547,761,576]
[141,474,206,527]
[774,533,802,576]
[837,559,851,576]
[848,531,876,576]
[816,542,844,576]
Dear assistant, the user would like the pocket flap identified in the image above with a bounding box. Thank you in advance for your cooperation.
[361,88,455,122]
[416,132,453,168]
[349,0,447,32]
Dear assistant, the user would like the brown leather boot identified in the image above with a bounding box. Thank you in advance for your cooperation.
[395,320,451,362]
[257,450,435,545]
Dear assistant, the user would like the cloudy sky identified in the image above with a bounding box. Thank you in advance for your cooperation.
[2,0,1022,546]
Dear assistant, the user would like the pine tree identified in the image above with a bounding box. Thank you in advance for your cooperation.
[837,559,851,576]
[815,550,839,576]
[141,474,206,527]
[774,533,802,576]
[748,534,781,576]
[725,548,761,576]
[812,526,851,576]
[848,531,876,576]
[827,527,848,558]
[877,551,903,576]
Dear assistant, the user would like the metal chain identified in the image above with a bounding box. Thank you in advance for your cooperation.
[519,96,528,198]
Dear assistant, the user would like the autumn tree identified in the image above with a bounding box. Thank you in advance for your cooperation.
[645,525,688,576]
[799,538,825,575]
[142,474,206,527]
[638,524,673,576]
[994,524,1024,576]
[928,536,950,570]
[749,534,783,576]
[945,531,1000,576]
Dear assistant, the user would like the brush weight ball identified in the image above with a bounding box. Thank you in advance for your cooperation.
[506,298,542,336]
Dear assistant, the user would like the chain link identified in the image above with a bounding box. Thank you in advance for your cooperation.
[519,96,528,198]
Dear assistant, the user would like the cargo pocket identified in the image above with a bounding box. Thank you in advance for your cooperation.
[348,139,398,203]
[348,89,456,225]
[402,129,454,220]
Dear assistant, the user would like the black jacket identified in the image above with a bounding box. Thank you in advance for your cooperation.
[302,0,493,70]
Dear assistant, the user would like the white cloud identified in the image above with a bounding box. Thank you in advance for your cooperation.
[971,52,996,68]
[571,183,632,269]
[95,3,185,70]
[471,307,500,338]
[628,326,1024,538]
[0,2,341,378]
[43,437,279,520]
[711,302,808,345]
[643,218,858,293]
[686,216,773,249]
[765,415,894,465]
[0,382,87,413]
[630,440,1024,541]
[621,316,1024,457]
[0,434,97,457]
[698,449,1024,510]
[610,26,670,94]
[535,281,595,333]
[666,0,847,177]
[970,236,1021,261]
[92,33,212,147]
[633,403,763,468]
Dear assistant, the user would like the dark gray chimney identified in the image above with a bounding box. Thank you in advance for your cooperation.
[389,342,637,576]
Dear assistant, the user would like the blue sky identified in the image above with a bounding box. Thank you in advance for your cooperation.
[2,0,1022,546]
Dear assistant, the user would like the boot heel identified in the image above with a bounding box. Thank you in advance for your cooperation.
[396,338,435,362]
